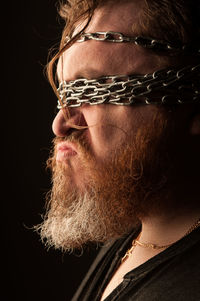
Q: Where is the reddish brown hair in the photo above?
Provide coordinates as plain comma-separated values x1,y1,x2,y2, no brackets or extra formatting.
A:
47,0,200,95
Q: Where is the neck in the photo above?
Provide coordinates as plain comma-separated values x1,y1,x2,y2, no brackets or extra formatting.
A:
139,206,200,246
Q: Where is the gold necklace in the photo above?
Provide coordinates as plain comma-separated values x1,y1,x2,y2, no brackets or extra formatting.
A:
121,218,200,263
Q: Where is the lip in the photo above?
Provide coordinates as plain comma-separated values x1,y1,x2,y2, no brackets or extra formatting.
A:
56,142,77,161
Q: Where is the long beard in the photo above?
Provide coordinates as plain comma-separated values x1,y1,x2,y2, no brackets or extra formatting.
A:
36,113,174,252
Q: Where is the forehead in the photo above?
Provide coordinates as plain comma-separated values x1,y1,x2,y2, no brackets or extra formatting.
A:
75,0,145,36
57,1,164,81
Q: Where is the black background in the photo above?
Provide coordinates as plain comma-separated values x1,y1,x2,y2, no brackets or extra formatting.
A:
3,1,98,300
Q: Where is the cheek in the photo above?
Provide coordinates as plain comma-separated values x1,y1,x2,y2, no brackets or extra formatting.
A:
84,106,135,158
89,125,126,160
85,105,159,160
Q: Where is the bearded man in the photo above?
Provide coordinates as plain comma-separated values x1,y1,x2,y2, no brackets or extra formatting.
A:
36,0,200,300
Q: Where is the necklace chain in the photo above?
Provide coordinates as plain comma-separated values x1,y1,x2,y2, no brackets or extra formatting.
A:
121,218,200,263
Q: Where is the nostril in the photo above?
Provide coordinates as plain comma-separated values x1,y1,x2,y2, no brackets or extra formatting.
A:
65,128,80,137
52,109,88,137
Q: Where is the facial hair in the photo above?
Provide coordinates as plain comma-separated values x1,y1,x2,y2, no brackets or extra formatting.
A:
35,112,174,252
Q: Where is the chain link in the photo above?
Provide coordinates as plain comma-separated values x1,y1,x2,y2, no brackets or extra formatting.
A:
76,31,200,54
58,31,200,108
57,64,200,108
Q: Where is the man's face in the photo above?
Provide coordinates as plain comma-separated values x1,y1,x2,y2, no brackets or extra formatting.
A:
53,0,169,187
37,1,176,251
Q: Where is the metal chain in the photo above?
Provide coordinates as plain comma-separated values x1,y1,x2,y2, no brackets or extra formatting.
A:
76,31,200,55
121,218,200,263
58,31,200,108
57,64,200,108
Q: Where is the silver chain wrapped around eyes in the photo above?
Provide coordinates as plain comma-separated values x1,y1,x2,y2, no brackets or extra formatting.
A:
58,31,200,108
57,64,200,108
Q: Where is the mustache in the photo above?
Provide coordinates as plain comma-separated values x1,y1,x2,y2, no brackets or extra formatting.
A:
52,128,89,149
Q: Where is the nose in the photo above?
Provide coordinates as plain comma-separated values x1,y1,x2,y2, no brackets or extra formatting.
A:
52,108,87,137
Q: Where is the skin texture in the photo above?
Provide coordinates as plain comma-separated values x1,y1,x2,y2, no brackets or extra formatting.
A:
49,1,200,300
53,0,170,181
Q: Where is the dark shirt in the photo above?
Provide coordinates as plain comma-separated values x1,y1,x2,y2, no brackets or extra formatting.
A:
71,227,200,301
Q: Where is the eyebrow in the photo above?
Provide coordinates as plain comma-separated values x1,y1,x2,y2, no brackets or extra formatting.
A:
57,67,120,83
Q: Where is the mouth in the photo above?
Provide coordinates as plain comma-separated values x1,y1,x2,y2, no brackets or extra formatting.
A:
56,142,78,162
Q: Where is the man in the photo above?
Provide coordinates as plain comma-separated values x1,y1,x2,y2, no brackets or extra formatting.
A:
36,0,200,300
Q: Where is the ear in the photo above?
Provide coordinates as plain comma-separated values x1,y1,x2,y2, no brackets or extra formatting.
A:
189,113,200,135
